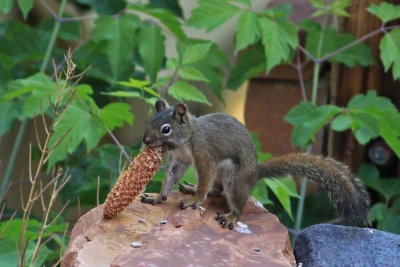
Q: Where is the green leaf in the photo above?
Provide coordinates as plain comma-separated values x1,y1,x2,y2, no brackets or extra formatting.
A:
252,180,273,206
116,78,159,97
331,114,351,132
168,81,211,105
350,112,380,145
379,111,400,158
358,164,400,199
130,4,186,40
235,11,260,53
309,0,324,9
264,177,299,220
149,0,183,17
4,73,65,119
178,66,209,82
0,21,49,66
368,2,400,23
102,91,142,98
229,0,251,7
166,58,179,69
177,40,228,99
0,0,14,14
369,203,400,234
259,15,298,72
379,28,400,80
251,132,272,163
348,90,398,111
48,101,104,167
18,0,33,20
92,14,141,79
286,103,342,148
186,0,241,32
100,103,134,131
0,240,45,267
38,18,81,41
180,42,212,65
227,43,265,90
301,19,374,67
76,0,126,15
285,101,317,126
137,24,166,82
0,101,20,138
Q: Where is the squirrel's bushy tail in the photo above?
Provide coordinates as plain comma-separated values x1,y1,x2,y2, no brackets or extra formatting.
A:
258,153,369,225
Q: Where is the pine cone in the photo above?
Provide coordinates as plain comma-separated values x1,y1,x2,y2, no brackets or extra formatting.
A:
103,146,164,219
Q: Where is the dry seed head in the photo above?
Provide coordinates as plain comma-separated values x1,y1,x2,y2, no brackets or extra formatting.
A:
103,146,164,219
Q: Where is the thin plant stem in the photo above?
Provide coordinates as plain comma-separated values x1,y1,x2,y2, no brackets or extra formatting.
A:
294,13,329,233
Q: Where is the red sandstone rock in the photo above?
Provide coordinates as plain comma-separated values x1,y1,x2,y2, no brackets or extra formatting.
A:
62,192,296,267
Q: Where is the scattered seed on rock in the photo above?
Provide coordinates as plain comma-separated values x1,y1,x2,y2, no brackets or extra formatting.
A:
131,242,142,248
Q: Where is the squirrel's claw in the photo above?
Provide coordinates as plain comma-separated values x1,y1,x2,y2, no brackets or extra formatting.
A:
140,194,162,205
178,183,197,196
215,211,237,230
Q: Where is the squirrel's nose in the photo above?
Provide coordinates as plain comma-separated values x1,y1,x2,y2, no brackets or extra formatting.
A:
143,135,152,145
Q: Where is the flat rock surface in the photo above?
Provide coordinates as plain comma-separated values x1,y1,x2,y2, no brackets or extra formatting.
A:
294,224,400,267
62,192,295,267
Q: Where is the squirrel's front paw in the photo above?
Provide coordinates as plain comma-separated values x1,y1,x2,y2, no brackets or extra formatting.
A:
179,200,199,210
140,194,164,205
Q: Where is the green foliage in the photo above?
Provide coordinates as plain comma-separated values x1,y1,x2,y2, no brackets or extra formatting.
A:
368,2,400,23
0,0,14,14
48,101,103,167
259,6,298,72
251,133,272,163
180,42,212,65
76,0,126,15
379,29,400,80
285,102,342,148
18,0,34,20
286,91,400,157
310,0,351,17
358,164,400,234
100,103,134,131
186,0,241,32
92,13,141,80
227,44,265,90
129,3,185,40
234,11,260,53
301,19,374,66
168,81,211,106
137,25,166,82
0,218,67,266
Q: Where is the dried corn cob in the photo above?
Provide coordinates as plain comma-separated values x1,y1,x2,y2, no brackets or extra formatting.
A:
103,146,164,219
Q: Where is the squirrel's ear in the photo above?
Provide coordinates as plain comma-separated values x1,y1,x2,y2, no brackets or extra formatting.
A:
173,103,188,124
155,99,169,113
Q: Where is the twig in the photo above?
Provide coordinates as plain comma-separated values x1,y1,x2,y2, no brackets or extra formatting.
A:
165,67,179,91
77,196,81,217
97,176,100,207
296,51,307,102
316,27,384,64
33,116,43,152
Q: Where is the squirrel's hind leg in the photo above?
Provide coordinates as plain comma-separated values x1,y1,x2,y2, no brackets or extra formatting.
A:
215,164,254,230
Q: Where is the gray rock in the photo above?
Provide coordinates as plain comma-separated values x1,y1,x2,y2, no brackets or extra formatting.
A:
294,224,400,267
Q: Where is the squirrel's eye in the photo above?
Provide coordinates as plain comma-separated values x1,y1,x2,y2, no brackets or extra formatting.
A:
161,124,171,136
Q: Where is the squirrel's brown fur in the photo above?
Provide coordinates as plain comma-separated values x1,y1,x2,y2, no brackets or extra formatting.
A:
141,99,370,229
259,153,369,225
